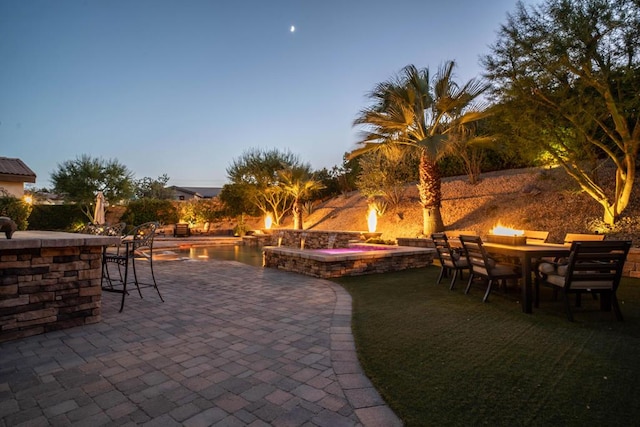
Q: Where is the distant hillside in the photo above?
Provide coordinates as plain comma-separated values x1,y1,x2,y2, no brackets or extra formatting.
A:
285,166,639,245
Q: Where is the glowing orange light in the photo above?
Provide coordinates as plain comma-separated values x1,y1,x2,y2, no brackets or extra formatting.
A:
264,214,273,230
367,208,377,233
490,222,524,236
23,195,33,205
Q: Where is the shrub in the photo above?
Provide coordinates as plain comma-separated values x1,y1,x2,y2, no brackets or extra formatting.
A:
27,204,86,231
121,199,179,226
0,196,33,230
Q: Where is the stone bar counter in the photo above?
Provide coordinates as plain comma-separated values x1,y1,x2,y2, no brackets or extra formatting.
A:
0,231,119,343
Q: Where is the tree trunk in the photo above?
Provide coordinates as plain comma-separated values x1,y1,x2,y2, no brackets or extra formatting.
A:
423,207,444,236
603,208,615,226
293,202,303,230
418,153,445,235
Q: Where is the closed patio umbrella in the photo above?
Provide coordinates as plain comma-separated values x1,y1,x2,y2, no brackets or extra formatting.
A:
94,191,106,225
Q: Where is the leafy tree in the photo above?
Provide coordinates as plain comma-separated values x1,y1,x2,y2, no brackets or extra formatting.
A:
315,154,361,199
51,154,134,222
192,199,226,224
278,167,324,229
219,183,261,217
225,148,309,225
483,0,640,225
134,174,174,199
356,147,417,208
351,61,490,235
446,118,493,184
175,198,226,225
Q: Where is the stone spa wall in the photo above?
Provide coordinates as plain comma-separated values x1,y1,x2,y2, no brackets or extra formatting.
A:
263,245,435,279
244,229,364,249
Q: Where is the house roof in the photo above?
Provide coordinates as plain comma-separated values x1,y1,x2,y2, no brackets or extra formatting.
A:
169,186,222,198
0,157,37,183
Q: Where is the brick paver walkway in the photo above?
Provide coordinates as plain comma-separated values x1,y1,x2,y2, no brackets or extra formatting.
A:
0,260,401,426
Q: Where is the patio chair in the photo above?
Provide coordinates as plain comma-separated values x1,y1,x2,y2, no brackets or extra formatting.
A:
101,221,163,312
82,222,126,237
174,223,190,237
534,240,631,321
537,232,606,279
460,235,521,302
103,222,126,237
431,233,470,290
563,233,605,244
523,230,549,245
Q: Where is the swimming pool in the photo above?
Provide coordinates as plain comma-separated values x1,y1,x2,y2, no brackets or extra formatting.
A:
158,245,264,267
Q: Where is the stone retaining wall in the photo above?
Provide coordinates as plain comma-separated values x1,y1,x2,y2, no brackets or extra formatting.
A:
396,237,435,248
624,248,640,279
244,229,364,249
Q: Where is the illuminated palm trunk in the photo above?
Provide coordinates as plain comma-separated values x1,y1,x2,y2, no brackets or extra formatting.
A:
293,201,303,230
418,153,444,235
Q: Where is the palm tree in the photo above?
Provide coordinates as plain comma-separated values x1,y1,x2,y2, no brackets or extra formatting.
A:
351,61,489,235
279,168,324,230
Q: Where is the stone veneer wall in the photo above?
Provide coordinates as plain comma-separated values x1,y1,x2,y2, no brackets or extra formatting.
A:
625,248,640,279
396,238,435,248
263,247,434,279
0,245,104,343
244,229,364,249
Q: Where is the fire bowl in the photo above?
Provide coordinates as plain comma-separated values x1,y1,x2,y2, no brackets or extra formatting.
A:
486,234,527,246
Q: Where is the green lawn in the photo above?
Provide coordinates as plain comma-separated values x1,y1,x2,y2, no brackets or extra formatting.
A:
334,267,640,427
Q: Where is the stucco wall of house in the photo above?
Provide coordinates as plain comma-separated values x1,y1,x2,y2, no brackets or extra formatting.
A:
0,182,24,198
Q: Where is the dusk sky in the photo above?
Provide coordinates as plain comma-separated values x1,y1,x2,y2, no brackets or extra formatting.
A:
1,0,538,188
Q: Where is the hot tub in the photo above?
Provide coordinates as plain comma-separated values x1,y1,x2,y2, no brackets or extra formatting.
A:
263,244,435,278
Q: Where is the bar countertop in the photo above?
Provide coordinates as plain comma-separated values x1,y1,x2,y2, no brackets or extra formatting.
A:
0,230,119,250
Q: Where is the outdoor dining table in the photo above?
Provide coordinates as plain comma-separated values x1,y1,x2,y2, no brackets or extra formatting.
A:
482,242,570,314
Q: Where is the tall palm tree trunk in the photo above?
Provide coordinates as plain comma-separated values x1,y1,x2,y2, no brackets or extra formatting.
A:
293,201,303,230
418,153,444,235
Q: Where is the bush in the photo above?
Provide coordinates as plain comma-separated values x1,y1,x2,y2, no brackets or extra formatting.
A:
0,196,33,230
121,199,179,226
27,205,86,231
438,149,534,179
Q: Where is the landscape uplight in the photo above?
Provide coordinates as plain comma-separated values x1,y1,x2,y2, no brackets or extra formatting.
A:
367,208,377,233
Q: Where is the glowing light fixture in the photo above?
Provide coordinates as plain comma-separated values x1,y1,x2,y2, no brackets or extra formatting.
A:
23,195,33,205
367,208,377,233
264,213,273,230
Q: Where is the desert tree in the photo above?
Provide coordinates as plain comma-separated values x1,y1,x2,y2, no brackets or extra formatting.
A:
134,174,174,200
51,154,134,222
278,167,324,229
355,147,418,209
483,0,640,225
225,148,309,225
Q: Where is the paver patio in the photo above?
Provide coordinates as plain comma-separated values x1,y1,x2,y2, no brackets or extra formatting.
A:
0,259,401,426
